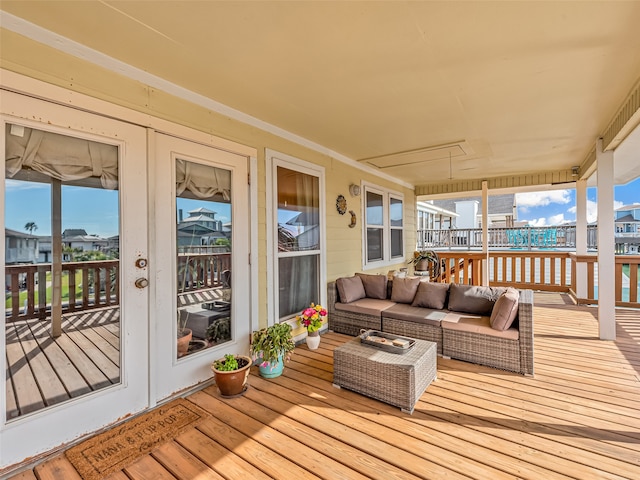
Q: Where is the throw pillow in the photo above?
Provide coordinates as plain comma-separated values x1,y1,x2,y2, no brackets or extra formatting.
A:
390,277,421,304
336,276,366,303
356,273,388,300
448,284,507,315
411,281,450,310
490,288,520,330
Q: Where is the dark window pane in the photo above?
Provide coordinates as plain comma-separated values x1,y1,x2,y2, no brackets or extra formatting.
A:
367,228,383,261
278,254,319,319
391,229,403,258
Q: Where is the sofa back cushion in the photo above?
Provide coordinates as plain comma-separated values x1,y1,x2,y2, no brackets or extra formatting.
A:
356,273,388,300
490,287,520,330
336,275,366,303
390,277,421,304
448,284,507,315
411,281,449,309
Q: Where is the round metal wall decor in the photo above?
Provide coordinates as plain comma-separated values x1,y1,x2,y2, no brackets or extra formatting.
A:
336,194,347,215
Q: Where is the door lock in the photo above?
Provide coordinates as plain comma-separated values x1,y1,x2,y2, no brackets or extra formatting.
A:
134,278,149,289
135,258,148,269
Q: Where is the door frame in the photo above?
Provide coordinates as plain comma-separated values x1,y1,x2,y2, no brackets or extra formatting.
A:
0,70,258,470
1,91,150,468
151,133,252,402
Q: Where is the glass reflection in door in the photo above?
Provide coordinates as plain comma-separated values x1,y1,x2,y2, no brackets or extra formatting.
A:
4,123,120,419
175,159,232,359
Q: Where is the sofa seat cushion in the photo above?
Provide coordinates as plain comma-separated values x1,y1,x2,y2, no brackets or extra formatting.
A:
448,284,507,315
383,303,448,327
335,298,396,317
441,313,519,340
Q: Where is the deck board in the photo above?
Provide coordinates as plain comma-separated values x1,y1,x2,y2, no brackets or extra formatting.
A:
5,292,640,479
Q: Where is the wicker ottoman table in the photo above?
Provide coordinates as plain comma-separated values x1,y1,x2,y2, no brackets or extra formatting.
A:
333,337,437,414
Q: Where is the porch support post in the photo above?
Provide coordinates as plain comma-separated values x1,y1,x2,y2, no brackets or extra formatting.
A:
481,181,489,286
51,178,62,338
596,139,616,340
575,179,588,299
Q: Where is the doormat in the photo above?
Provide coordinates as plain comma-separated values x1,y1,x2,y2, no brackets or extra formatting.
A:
65,398,209,480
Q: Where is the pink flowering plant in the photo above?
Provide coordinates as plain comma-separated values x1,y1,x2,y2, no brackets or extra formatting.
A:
296,303,327,333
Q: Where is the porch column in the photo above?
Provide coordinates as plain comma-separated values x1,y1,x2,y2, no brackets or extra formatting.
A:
596,139,616,340
481,181,489,286
51,178,62,338
575,179,588,299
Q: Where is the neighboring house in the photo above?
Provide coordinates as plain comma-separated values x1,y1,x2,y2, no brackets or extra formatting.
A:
614,204,640,254
177,208,227,248
4,228,39,265
61,229,110,260
423,194,517,229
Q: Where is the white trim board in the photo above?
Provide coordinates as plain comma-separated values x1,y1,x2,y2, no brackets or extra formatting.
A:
1,11,413,190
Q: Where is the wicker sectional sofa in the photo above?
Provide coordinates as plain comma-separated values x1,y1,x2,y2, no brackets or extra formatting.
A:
327,275,534,375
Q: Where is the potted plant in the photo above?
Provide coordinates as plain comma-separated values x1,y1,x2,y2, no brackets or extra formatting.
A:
296,302,327,350
408,249,440,276
211,353,252,397
250,323,295,378
177,310,192,357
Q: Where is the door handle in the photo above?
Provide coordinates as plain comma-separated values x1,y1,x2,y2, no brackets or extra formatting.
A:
135,278,149,289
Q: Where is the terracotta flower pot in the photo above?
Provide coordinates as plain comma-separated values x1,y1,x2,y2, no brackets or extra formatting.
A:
177,328,192,357
211,355,252,397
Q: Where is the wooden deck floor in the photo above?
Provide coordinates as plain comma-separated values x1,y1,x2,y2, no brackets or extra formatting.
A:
7,292,640,479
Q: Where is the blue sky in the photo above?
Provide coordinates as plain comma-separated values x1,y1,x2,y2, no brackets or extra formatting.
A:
4,179,231,237
516,177,640,226
5,176,640,237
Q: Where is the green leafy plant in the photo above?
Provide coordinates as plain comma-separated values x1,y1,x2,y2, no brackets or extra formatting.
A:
408,249,440,276
250,322,295,366
206,317,231,343
213,353,239,371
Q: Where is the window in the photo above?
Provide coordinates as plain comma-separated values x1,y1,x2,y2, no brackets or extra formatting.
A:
267,150,325,325
363,184,404,268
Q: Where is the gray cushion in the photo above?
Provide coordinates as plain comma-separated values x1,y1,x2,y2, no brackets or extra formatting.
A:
411,281,449,309
336,276,366,303
390,277,421,304
490,287,520,330
448,284,507,316
356,273,388,300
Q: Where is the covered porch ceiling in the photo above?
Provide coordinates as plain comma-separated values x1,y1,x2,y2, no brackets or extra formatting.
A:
2,1,640,195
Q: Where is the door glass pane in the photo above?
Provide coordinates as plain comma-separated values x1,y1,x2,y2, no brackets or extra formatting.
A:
4,124,120,419
175,159,232,359
278,255,319,319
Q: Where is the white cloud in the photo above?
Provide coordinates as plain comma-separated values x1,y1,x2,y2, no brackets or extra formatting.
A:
548,213,566,225
567,199,624,223
528,217,547,227
516,190,571,209
5,179,47,191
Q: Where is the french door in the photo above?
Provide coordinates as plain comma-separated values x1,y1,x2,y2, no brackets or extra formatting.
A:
153,134,250,401
1,92,149,468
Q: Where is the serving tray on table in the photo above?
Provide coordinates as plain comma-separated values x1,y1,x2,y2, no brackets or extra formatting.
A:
359,329,416,354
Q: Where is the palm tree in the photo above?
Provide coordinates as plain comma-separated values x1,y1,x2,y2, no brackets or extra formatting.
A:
24,221,38,234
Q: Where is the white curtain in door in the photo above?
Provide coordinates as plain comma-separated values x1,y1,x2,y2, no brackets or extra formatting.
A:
175,158,231,201
5,124,118,188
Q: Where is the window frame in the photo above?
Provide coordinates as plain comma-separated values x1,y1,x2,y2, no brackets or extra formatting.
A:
361,182,404,270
